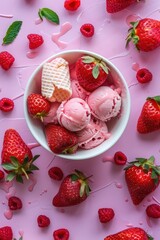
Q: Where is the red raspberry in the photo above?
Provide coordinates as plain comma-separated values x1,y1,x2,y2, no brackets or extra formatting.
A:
0,51,15,70
53,228,69,240
146,204,160,218
0,226,13,240
0,98,14,112
48,167,64,181
27,34,44,49
98,208,115,223
136,68,153,84
37,215,50,228
80,23,95,37
114,151,127,165
8,196,23,210
0,170,5,180
64,0,80,11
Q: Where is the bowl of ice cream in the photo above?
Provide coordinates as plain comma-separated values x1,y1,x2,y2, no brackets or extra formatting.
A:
24,49,131,160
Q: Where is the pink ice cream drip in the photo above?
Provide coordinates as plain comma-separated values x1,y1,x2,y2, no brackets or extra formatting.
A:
57,97,91,132
76,117,110,149
87,86,121,122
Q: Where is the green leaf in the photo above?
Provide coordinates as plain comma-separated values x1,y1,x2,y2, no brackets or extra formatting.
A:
6,172,16,182
99,61,109,74
16,175,23,183
3,21,22,45
82,56,95,63
39,8,59,24
71,173,79,181
29,164,39,171
32,154,40,162
1,163,17,171
10,156,20,167
80,182,85,197
92,65,99,79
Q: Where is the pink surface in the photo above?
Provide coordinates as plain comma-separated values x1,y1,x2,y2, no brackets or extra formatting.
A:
0,0,160,239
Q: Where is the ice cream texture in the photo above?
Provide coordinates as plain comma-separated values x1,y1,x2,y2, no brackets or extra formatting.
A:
76,117,110,149
87,86,121,122
41,57,72,102
57,97,91,132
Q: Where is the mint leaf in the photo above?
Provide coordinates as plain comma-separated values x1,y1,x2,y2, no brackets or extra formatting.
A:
3,21,22,45
38,8,59,24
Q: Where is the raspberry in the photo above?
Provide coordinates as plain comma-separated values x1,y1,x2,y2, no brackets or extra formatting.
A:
64,0,80,11
48,167,64,181
8,196,23,210
146,204,160,218
98,208,115,223
0,98,14,112
0,226,13,240
0,170,5,180
0,51,15,70
27,34,44,49
136,68,153,84
37,215,50,228
80,23,95,37
114,151,127,165
53,228,69,240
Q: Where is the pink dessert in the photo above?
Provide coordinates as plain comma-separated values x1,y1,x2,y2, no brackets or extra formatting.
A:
71,79,89,100
77,117,110,149
87,86,122,122
57,97,91,131
0,0,160,240
43,102,60,125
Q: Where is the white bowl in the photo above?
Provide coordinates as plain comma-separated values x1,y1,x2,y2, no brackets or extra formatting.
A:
24,50,131,160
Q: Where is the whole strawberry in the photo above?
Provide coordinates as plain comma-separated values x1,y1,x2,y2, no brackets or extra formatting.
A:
106,0,140,13
0,226,13,240
137,96,160,134
52,169,91,207
126,18,160,52
104,227,153,240
44,124,78,154
75,55,109,92
27,93,51,121
125,156,160,205
1,129,39,183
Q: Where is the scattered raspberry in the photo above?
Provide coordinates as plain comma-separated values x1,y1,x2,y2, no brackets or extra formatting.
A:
0,98,14,112
48,167,64,181
37,215,50,228
53,228,69,240
8,196,23,210
114,151,127,165
80,23,95,37
0,51,15,70
146,204,160,218
27,34,44,49
98,208,115,223
0,170,5,180
0,226,13,240
64,0,80,11
136,68,153,84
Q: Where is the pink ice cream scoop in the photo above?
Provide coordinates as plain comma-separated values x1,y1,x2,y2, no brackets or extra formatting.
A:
87,86,121,122
57,97,91,132
71,79,89,100
76,117,110,149
43,102,60,125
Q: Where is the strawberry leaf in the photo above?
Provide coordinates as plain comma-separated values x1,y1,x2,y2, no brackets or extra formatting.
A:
80,182,86,197
82,56,95,63
16,175,23,183
2,163,17,171
32,154,40,162
10,156,20,167
6,172,16,182
3,21,22,45
38,8,59,24
99,61,109,74
92,65,99,79
29,164,39,171
71,173,79,181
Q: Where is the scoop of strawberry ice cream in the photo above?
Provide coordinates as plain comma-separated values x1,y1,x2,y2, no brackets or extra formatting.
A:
71,79,89,100
76,117,110,149
87,86,121,122
57,97,91,132
43,102,60,125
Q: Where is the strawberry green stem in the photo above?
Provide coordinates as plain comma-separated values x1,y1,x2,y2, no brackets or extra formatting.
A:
21,168,29,180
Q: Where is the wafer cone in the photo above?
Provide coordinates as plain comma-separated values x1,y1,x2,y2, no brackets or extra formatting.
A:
41,57,72,102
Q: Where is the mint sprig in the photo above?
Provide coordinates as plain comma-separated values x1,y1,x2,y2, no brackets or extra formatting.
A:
3,20,22,45
38,8,59,24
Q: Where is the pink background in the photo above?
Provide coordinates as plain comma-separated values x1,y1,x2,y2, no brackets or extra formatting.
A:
0,0,160,239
